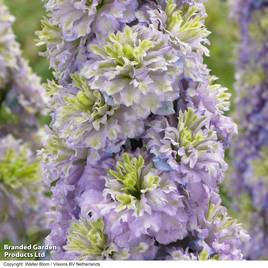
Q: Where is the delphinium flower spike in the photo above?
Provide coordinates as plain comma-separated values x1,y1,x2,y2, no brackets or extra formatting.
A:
229,0,268,260
38,0,248,260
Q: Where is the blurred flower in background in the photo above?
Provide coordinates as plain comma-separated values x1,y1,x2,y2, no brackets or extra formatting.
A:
228,0,268,260
0,0,49,260
3,0,51,81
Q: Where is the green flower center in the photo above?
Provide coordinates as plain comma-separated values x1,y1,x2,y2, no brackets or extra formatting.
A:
64,74,117,121
165,0,208,43
167,109,217,165
65,219,108,259
177,108,207,151
108,154,159,202
0,147,40,190
179,127,206,149
108,154,144,200
91,26,153,68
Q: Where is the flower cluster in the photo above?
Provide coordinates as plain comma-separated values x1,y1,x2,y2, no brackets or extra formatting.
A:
0,135,46,241
0,1,45,140
39,0,248,260
229,0,268,260
0,1,47,245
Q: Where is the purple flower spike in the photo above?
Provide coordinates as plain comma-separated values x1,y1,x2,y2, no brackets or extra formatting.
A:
39,0,248,260
229,0,268,260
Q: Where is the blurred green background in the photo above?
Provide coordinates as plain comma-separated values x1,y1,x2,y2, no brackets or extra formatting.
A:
3,0,237,95
3,0,52,81
205,0,237,91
